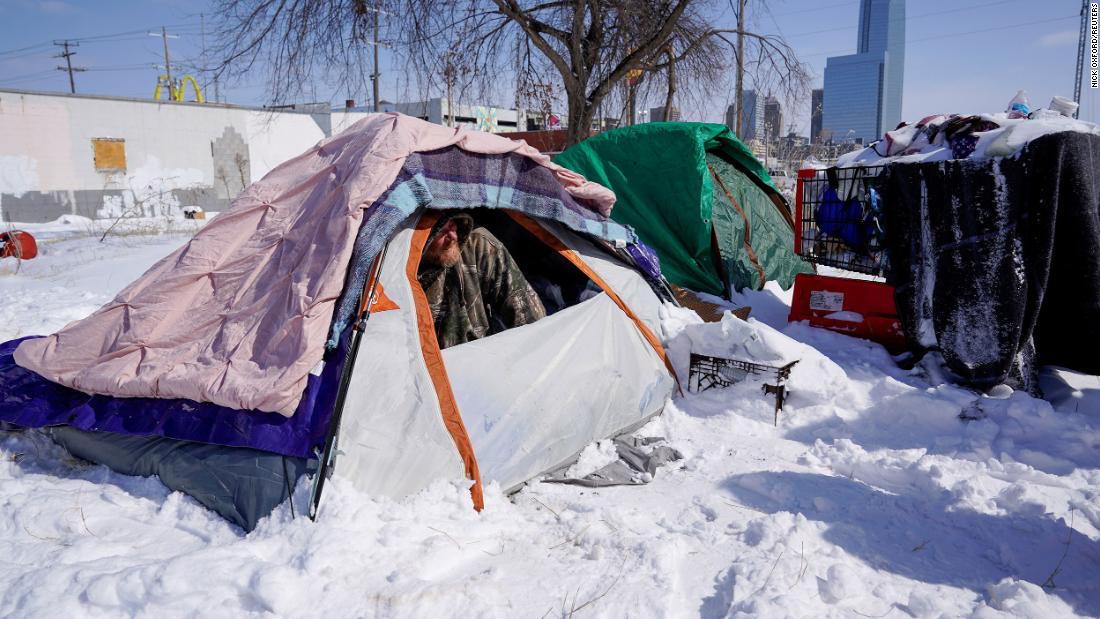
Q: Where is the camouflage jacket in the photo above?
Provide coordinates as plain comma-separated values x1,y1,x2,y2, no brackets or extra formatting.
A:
417,227,547,349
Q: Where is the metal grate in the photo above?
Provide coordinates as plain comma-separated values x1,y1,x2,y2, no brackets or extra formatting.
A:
687,353,799,425
794,166,889,276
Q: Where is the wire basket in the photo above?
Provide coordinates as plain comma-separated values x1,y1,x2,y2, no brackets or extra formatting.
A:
687,353,799,425
794,166,889,276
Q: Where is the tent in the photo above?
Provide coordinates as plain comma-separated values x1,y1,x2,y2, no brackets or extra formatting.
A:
0,114,677,530
555,122,811,298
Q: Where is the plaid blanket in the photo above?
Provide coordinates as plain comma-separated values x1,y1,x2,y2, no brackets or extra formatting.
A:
330,147,638,345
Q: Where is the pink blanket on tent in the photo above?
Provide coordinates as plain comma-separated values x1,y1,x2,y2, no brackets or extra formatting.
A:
14,113,615,415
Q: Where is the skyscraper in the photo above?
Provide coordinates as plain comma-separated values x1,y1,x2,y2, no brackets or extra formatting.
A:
764,96,783,141
810,88,823,143
726,89,764,141
822,0,905,144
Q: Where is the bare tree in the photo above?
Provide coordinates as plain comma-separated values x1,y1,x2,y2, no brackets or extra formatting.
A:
209,0,810,147
725,0,811,139
389,0,735,145
207,0,378,104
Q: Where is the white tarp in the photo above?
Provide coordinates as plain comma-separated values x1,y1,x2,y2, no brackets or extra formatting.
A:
336,214,674,502
337,224,466,499
446,292,672,492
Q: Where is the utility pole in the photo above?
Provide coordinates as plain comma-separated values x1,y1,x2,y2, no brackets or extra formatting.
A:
149,27,180,96
734,0,746,136
355,3,390,112
627,82,636,125
445,55,455,127
764,121,771,168
201,13,209,103
1073,0,1088,117
161,27,173,89
53,40,85,94
373,9,380,112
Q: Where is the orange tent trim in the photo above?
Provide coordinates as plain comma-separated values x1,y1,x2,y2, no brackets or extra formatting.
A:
406,211,485,511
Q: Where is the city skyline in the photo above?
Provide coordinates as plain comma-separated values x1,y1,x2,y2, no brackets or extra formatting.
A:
727,89,765,141
0,1,1094,137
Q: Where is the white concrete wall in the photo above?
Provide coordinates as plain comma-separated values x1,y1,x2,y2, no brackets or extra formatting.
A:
392,98,526,133
330,110,382,136
0,90,326,222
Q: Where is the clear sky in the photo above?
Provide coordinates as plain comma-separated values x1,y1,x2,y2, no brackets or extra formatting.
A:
0,0,1094,137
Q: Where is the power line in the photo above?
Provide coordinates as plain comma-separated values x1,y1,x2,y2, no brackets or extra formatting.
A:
784,0,1022,40
799,14,1078,59
0,42,53,58
905,13,1077,45
769,1,860,19
0,22,200,57
82,64,157,72
69,22,200,43
0,69,58,84
0,47,56,61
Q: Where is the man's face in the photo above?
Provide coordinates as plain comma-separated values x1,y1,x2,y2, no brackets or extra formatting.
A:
423,219,462,268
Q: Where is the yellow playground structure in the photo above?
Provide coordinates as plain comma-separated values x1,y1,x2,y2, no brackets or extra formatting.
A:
153,75,204,103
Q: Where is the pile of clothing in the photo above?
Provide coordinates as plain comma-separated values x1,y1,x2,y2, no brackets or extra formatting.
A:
874,114,1001,160
840,108,1100,167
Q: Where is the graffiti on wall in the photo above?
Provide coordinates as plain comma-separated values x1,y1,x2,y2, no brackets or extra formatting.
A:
475,106,499,133
97,155,207,219
211,126,251,200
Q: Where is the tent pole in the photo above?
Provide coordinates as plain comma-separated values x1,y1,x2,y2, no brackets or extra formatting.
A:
308,245,389,521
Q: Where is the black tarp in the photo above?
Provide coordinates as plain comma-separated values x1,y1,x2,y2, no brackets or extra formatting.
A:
879,131,1100,390
51,427,308,532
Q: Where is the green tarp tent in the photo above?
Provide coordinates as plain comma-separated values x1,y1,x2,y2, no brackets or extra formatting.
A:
556,122,811,297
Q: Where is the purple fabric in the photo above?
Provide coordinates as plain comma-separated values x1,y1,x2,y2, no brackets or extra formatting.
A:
0,333,350,459
627,241,664,282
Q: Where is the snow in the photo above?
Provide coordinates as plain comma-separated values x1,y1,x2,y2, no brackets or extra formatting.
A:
2,221,1100,617
837,110,1100,167
0,216,209,342
562,439,621,479
823,310,864,323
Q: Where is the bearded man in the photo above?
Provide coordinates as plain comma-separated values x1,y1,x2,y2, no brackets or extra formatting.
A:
417,211,547,349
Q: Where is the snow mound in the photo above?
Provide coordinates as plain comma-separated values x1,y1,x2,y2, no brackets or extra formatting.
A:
2,237,1100,617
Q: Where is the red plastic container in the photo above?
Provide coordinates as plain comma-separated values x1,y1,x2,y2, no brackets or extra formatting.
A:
788,273,907,353
0,230,38,260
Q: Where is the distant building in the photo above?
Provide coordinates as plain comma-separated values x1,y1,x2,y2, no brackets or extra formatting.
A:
822,0,905,144
810,88,824,143
781,132,808,149
590,117,619,132
649,106,681,122
764,96,783,141
726,90,764,141
389,98,525,133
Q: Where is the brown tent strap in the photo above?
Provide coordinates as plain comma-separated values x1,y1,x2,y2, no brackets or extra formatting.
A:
708,164,767,289
769,192,796,232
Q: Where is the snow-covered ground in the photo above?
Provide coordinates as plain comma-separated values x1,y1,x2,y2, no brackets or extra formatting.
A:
2,219,1099,618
